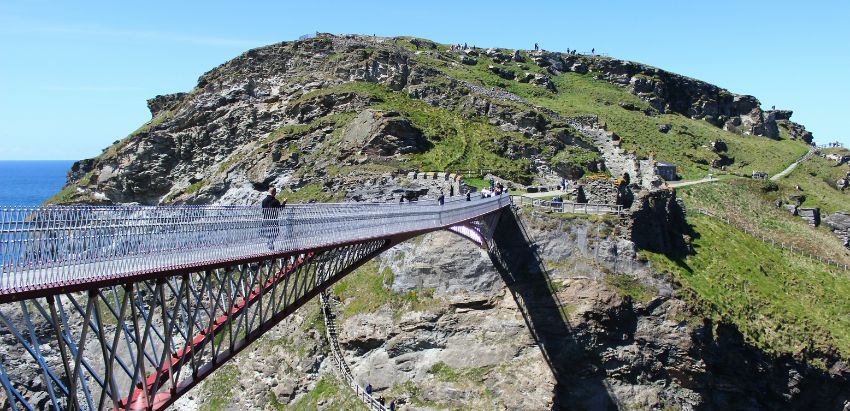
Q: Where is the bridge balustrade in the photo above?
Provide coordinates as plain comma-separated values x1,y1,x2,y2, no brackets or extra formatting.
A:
0,196,510,297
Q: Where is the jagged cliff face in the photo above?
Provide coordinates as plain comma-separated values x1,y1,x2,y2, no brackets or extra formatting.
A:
57,34,811,206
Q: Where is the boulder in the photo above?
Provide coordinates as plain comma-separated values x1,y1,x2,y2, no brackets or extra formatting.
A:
460,55,477,65
619,102,641,111
340,109,431,157
798,207,820,227
488,65,515,80
146,92,187,117
783,204,798,216
511,50,525,62
658,124,672,133
824,212,850,248
517,72,534,83
708,139,728,153
530,74,556,91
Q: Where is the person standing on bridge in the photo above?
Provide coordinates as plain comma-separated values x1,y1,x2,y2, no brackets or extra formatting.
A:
261,187,286,250
438,191,445,205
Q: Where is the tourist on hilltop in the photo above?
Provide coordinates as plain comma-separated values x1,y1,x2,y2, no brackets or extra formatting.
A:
591,48,595,54
534,42,539,51
261,187,286,251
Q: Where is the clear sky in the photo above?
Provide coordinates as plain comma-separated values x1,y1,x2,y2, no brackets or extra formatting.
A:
1,0,848,160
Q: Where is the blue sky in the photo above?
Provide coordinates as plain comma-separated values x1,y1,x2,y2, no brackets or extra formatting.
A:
1,0,848,160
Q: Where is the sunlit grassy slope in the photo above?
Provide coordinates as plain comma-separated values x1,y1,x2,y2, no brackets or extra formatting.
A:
645,214,850,363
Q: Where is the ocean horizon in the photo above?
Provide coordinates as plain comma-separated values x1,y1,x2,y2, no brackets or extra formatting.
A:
0,160,75,206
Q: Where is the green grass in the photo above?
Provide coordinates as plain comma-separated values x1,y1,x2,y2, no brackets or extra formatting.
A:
283,375,366,411
281,181,346,203
332,260,437,319
678,179,850,266
420,51,812,181
464,177,490,189
645,214,850,362
296,81,536,183
198,364,239,411
604,273,653,303
773,148,850,214
429,361,494,384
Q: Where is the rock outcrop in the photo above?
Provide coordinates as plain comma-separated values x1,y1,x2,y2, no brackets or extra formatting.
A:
824,212,850,248
527,50,813,143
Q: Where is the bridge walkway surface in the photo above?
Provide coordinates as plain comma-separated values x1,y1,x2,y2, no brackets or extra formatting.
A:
0,195,509,410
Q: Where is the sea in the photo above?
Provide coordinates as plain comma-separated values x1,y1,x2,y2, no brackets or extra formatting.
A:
0,160,76,206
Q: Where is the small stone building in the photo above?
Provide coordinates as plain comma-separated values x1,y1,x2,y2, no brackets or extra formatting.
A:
752,171,768,180
655,162,677,181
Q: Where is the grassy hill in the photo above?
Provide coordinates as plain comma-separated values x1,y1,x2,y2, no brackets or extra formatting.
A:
645,213,850,365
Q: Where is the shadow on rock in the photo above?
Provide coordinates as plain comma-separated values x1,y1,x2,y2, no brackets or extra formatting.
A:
489,210,620,410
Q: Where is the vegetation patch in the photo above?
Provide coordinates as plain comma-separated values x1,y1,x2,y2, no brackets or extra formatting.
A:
282,374,365,411
678,179,850,266
333,261,438,319
296,81,534,183
604,273,653,303
645,214,850,362
197,364,238,411
773,149,850,214
429,361,494,383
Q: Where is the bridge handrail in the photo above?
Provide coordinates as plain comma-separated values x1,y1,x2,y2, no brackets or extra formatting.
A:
0,195,512,296
320,291,387,410
509,195,623,215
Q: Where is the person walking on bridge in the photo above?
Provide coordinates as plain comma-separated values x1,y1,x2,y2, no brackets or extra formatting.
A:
261,187,286,250
438,191,445,205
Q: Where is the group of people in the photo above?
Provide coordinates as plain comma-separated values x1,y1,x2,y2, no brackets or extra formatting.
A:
479,181,506,198
365,383,396,410
449,43,469,51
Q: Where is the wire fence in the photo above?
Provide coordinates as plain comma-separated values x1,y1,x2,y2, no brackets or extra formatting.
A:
689,208,849,273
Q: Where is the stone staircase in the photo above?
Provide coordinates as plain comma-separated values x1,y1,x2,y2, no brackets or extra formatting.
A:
461,81,654,188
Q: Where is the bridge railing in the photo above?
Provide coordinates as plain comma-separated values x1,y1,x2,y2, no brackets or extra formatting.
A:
510,195,623,215
0,195,511,296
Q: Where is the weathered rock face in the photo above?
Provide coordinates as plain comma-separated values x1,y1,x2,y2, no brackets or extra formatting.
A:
327,211,849,410
798,207,821,227
527,50,813,142
824,212,850,248
340,110,430,157
146,92,188,117
628,189,690,255
56,35,619,205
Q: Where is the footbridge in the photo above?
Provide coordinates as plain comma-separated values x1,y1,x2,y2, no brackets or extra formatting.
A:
0,195,510,410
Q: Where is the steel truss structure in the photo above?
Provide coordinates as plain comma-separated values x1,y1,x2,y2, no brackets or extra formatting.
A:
0,197,508,410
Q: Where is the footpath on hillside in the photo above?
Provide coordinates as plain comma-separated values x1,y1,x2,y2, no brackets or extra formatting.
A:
771,147,816,181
